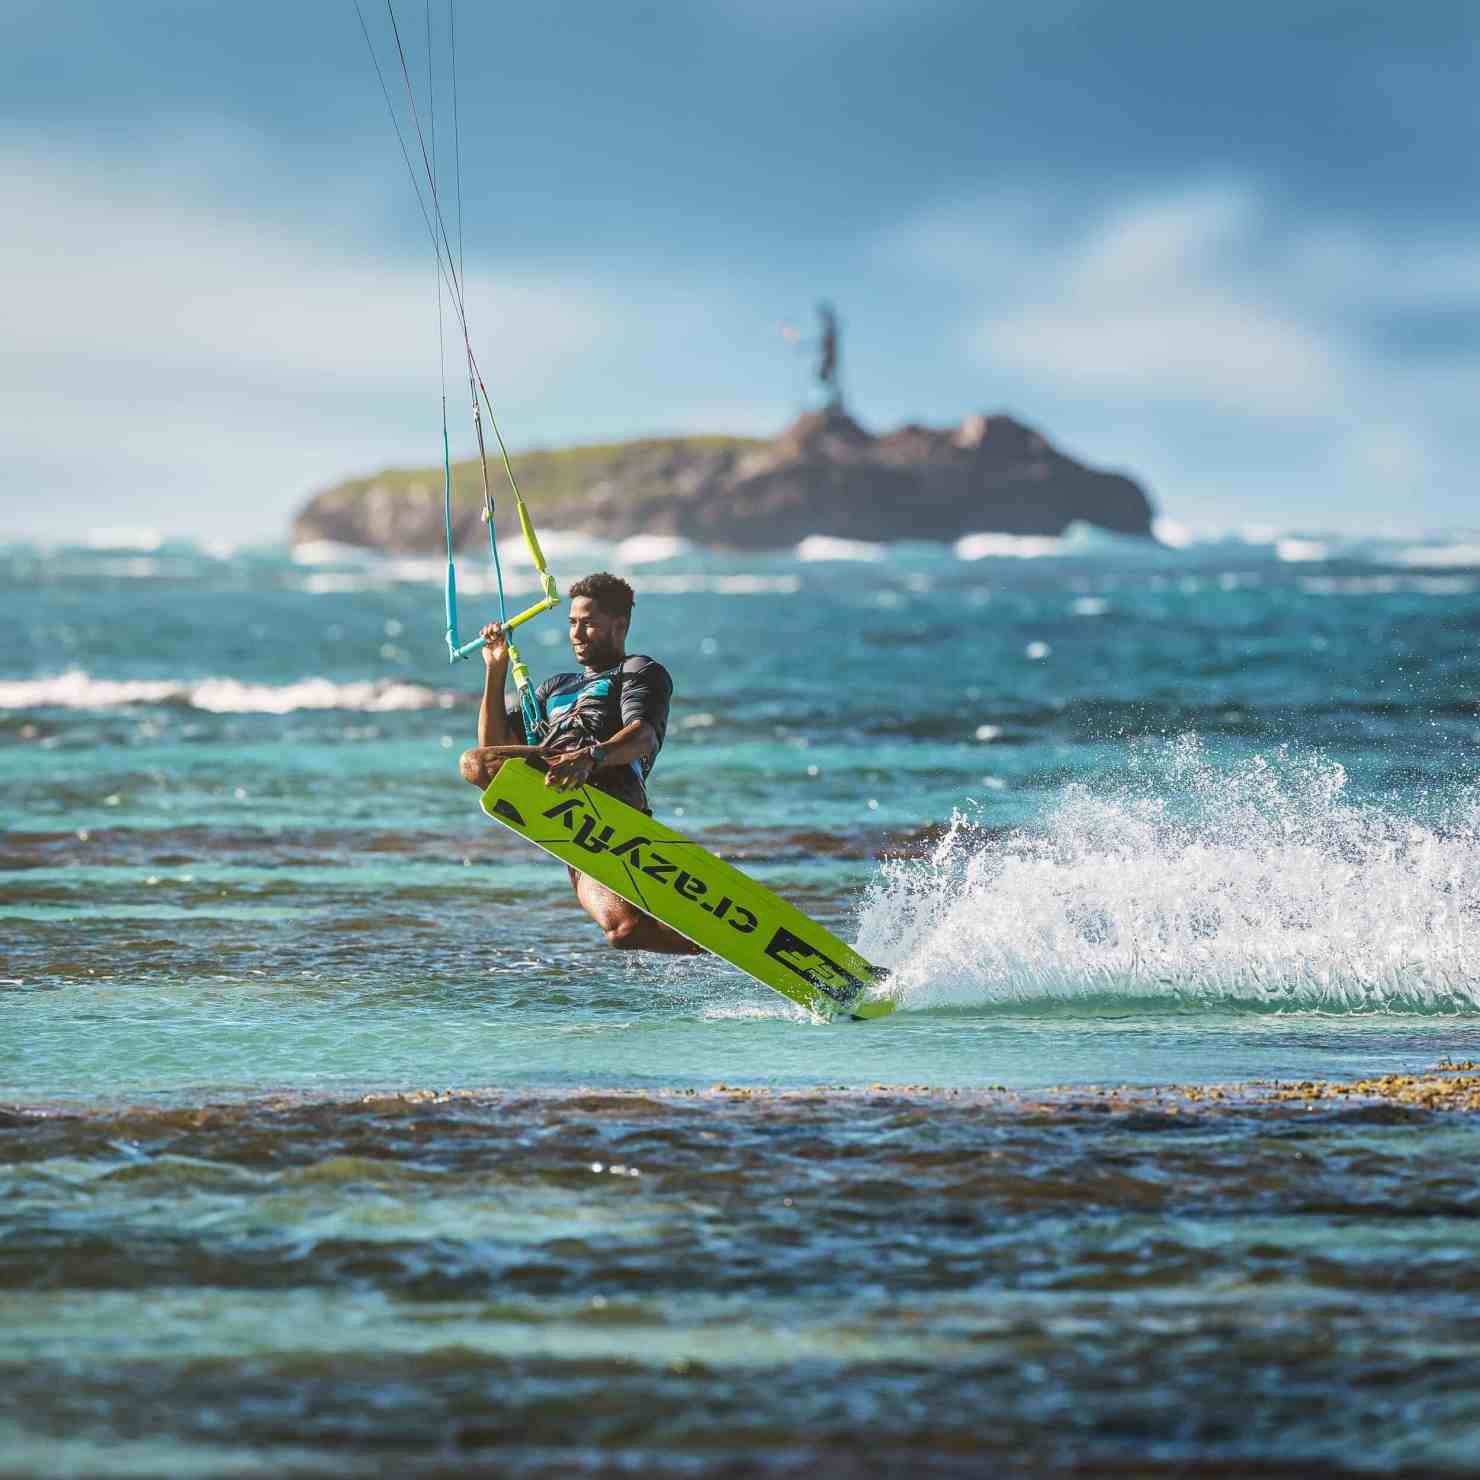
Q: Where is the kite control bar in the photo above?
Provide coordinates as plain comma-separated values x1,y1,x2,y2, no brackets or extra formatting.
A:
448,569,560,661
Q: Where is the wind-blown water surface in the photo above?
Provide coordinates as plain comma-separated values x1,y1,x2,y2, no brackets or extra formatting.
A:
5,528,1480,1475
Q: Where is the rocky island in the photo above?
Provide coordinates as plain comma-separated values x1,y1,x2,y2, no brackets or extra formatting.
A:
292,407,1156,553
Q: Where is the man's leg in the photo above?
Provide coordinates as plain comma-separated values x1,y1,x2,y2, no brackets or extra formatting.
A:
568,866,702,955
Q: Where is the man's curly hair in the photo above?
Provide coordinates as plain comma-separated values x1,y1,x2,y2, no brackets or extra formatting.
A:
569,572,635,622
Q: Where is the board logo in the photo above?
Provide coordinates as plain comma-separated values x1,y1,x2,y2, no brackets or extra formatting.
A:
538,796,759,935
762,926,868,1006
490,798,526,828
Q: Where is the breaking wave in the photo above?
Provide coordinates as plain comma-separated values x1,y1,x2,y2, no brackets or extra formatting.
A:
0,670,457,714
858,735,1480,1013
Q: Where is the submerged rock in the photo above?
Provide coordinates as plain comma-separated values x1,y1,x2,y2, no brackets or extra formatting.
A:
293,407,1156,553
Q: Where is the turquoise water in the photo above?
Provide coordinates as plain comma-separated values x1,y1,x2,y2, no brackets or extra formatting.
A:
5,529,1480,1474
8,531,1480,1095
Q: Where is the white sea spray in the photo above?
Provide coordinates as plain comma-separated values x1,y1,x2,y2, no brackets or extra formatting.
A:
857,734,1480,1011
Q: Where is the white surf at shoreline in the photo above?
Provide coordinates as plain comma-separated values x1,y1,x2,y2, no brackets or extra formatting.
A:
10,526,1480,578
0,670,459,714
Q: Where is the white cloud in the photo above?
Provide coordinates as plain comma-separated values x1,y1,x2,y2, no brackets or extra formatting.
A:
0,136,720,540
884,181,1480,526
2,137,614,391
8,132,1476,543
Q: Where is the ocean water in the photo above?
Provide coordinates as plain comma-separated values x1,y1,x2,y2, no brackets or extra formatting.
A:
5,526,1480,1475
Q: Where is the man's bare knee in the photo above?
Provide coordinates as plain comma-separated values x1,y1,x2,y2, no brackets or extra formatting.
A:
460,749,492,786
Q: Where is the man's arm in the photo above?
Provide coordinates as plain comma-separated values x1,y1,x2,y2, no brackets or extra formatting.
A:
458,623,517,787
476,623,514,748
543,718,657,790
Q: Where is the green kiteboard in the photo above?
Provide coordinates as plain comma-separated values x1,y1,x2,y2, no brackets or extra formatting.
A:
480,760,894,1022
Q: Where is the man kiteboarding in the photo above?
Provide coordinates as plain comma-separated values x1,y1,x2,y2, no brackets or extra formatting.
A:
459,572,700,955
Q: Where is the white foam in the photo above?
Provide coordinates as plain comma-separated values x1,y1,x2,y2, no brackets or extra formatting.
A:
89,557,164,579
1300,575,1398,596
614,534,692,565
857,735,1480,1011
955,532,1064,560
533,528,611,559
290,540,377,566
1407,575,1479,595
292,534,610,578
636,574,802,596
1275,538,1330,563
1151,517,1195,549
0,670,456,714
1299,572,1476,597
297,572,379,594
796,535,887,562
712,574,802,595
1392,542,1480,569
487,528,609,568
83,527,163,552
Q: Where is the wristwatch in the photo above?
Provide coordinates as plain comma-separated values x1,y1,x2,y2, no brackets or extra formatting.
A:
588,744,608,767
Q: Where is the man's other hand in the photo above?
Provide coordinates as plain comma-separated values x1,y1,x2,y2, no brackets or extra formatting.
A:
544,748,596,791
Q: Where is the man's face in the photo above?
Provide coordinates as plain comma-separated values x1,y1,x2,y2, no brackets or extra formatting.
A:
569,596,627,670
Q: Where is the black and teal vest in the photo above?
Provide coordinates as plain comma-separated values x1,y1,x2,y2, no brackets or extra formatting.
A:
511,654,673,811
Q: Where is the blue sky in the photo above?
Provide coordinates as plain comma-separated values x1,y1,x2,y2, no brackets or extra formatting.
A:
4,0,1478,541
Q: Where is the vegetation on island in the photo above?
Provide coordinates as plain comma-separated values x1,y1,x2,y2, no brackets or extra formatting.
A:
299,435,766,553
